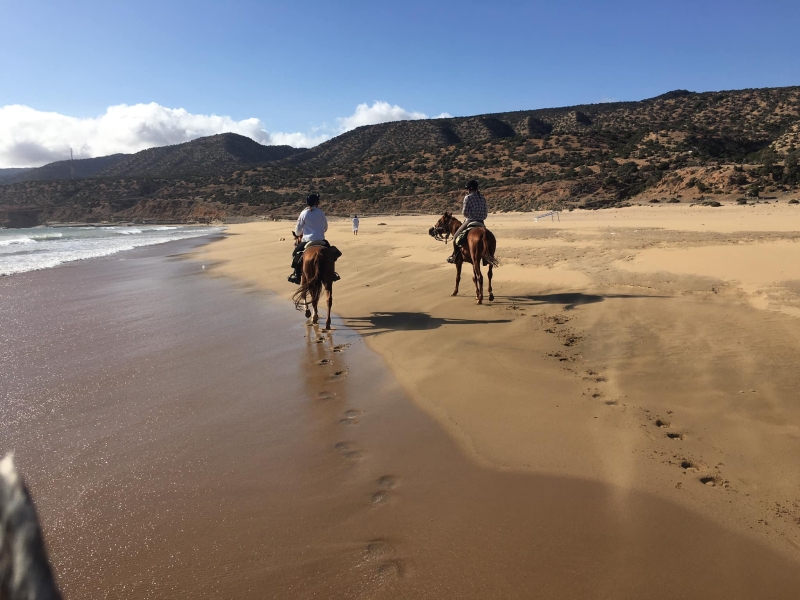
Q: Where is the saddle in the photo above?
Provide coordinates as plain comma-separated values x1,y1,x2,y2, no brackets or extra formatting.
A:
302,240,342,259
454,221,485,247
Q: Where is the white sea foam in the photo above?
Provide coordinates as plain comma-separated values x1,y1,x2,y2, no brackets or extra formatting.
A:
0,237,36,246
0,226,224,276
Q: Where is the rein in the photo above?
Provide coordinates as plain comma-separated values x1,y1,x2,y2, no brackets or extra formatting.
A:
429,215,461,243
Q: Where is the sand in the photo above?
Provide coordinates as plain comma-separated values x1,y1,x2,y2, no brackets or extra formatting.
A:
5,205,800,598
197,203,800,563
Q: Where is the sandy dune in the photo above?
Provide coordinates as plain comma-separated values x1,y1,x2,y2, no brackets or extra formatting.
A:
197,203,800,560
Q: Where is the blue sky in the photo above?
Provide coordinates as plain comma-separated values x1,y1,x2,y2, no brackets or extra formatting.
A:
1,0,799,167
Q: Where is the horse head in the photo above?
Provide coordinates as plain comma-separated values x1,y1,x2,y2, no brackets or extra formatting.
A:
428,212,457,242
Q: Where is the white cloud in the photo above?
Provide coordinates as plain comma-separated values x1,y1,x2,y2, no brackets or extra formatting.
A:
336,101,429,132
0,100,451,168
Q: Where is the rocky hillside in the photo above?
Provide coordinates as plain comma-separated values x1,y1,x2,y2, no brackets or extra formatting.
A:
2,86,799,225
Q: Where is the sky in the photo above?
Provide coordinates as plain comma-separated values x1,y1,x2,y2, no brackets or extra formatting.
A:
1,0,799,168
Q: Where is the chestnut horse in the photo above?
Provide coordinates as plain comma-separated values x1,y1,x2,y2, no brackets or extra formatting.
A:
429,213,498,304
291,233,336,330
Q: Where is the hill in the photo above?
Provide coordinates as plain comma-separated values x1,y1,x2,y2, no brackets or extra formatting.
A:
1,86,799,225
0,168,31,184
96,133,304,178
4,154,131,184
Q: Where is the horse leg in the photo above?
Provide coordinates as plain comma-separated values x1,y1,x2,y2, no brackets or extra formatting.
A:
473,261,483,304
301,271,311,319
311,290,319,324
488,263,494,302
452,259,462,296
325,281,333,330
471,242,484,304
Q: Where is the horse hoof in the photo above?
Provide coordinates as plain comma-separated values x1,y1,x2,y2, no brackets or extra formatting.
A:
451,292,458,297
489,294,494,301
305,310,311,318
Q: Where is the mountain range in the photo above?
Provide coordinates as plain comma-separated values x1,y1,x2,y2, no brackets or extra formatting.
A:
2,85,799,226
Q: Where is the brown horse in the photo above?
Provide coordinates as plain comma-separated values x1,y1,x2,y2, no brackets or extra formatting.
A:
429,213,498,304
291,233,336,330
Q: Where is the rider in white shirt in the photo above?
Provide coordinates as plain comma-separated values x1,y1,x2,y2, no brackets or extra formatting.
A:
289,194,339,283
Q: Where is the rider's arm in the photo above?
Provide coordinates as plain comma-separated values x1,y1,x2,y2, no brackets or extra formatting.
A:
322,212,328,233
294,211,305,237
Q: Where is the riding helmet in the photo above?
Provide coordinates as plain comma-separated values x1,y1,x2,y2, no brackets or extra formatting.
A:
306,193,320,206
465,180,479,192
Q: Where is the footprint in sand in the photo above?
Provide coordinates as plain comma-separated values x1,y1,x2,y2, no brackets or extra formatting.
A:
331,344,350,353
371,490,390,505
335,441,364,461
377,475,398,489
666,432,685,440
317,358,332,366
364,539,396,561
340,409,363,425
655,418,671,428
376,559,406,580
329,369,348,382
363,540,407,581
317,391,337,401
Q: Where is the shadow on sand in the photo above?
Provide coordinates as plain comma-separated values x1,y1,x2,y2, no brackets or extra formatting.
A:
495,292,664,311
345,311,512,335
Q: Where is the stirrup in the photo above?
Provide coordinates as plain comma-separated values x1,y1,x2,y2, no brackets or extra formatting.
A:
288,272,301,284
446,255,456,264
333,272,341,281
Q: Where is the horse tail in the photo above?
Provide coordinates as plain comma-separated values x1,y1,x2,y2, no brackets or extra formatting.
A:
482,233,499,267
292,250,324,310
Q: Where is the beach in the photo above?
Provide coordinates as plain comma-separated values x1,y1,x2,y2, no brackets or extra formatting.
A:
3,204,800,598
196,204,800,561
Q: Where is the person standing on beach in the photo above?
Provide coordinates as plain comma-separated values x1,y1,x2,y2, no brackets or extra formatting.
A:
289,194,339,284
447,179,488,263
352,215,359,236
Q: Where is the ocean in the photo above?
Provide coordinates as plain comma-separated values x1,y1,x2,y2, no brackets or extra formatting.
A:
0,224,224,276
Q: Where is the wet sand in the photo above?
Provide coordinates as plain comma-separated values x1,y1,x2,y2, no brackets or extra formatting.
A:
3,223,800,598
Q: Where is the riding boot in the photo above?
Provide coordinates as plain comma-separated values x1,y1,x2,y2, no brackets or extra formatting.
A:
288,267,301,284
447,244,458,264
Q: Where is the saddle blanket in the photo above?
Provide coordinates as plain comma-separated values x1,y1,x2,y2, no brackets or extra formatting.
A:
455,221,486,247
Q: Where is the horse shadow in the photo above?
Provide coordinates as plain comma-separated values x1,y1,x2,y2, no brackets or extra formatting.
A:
345,311,512,335
495,292,663,311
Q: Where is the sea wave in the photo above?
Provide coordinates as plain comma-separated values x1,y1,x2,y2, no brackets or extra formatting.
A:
0,227,224,276
0,237,37,247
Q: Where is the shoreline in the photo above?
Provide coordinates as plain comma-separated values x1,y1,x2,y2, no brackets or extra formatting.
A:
196,204,800,562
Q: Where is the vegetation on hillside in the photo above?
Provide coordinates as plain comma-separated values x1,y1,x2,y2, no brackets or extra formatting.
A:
1,87,799,224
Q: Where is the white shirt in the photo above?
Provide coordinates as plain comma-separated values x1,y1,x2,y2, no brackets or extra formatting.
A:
295,207,328,242
352,217,359,229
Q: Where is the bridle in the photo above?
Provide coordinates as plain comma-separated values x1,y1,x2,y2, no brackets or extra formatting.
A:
428,215,455,243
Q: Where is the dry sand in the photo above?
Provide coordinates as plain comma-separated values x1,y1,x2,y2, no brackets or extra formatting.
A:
198,202,800,563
